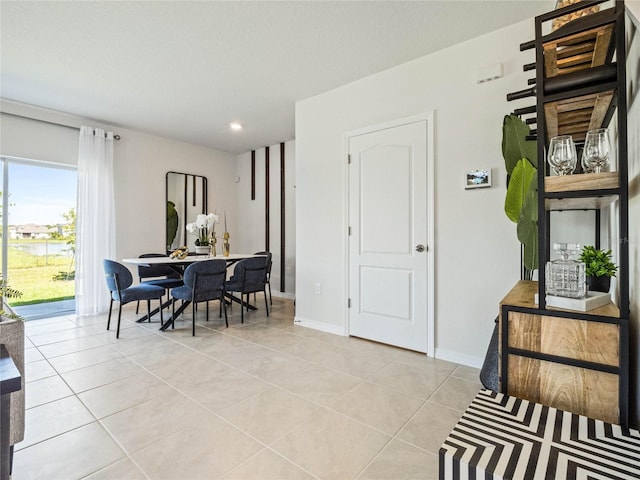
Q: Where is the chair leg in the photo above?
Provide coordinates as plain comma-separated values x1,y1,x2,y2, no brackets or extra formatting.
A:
116,303,123,339
268,281,272,305
135,300,140,314
146,301,153,328
192,302,196,336
159,298,164,324
172,298,176,329
107,298,114,330
264,287,269,317
241,295,245,323
9,444,14,476
222,298,228,327
206,301,209,322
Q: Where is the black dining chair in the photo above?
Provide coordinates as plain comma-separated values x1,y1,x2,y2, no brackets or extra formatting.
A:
225,256,269,323
170,259,228,335
135,253,184,313
103,259,165,339
253,251,273,305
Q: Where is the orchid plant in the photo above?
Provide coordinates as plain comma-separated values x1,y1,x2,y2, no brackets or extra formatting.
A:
186,213,219,246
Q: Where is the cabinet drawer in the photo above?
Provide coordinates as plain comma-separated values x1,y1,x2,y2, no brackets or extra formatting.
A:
507,356,619,423
507,311,619,366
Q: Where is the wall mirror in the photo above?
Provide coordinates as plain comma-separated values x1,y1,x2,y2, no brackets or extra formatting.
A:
166,171,208,252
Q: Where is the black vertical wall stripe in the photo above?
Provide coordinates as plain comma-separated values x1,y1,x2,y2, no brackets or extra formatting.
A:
280,142,285,292
251,150,256,201
265,146,270,251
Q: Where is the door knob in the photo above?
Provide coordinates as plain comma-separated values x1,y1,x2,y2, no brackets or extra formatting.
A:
416,244,426,252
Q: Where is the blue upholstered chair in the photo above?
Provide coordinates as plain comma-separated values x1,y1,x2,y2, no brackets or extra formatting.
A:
253,251,273,305
135,253,184,313
225,256,269,323
103,259,165,338
171,259,228,335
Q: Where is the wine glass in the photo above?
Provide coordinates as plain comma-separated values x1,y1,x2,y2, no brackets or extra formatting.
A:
547,135,577,175
580,148,593,174
583,128,611,173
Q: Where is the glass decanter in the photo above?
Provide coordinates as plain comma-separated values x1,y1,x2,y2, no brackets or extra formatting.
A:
545,243,586,298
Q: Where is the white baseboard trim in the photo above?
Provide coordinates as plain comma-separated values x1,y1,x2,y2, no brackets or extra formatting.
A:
271,291,296,301
293,316,347,336
435,348,484,369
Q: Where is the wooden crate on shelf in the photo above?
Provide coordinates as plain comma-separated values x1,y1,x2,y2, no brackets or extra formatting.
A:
544,24,613,77
544,89,614,141
552,0,601,31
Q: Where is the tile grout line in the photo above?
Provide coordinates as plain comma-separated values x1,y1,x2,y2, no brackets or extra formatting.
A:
19,300,475,479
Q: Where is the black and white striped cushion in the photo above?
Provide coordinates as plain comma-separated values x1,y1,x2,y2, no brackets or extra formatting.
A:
439,389,640,479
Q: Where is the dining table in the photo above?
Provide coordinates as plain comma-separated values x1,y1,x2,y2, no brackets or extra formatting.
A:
122,253,266,331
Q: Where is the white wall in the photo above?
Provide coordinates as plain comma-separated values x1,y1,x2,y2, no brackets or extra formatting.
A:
235,142,296,297
295,19,545,365
625,7,640,428
0,99,238,270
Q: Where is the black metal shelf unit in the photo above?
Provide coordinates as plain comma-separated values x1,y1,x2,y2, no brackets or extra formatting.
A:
534,0,629,318
504,0,630,427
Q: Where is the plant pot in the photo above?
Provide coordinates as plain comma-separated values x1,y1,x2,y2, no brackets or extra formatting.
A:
0,317,25,447
587,275,611,293
195,245,210,255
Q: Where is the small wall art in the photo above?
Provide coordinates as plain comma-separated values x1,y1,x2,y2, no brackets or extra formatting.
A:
465,169,492,189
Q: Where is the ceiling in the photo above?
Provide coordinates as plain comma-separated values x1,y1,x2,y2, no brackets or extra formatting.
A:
1,1,554,154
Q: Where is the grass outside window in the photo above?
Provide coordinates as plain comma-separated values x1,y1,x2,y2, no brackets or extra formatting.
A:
0,239,75,306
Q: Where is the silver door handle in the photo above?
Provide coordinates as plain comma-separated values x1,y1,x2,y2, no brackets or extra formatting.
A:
416,244,426,252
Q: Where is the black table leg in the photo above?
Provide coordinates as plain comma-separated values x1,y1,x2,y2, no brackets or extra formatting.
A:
135,297,172,323
159,300,191,331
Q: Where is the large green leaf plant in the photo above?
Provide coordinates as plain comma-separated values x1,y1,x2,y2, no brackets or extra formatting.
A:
502,114,538,277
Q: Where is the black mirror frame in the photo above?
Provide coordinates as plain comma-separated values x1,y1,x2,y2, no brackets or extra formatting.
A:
166,171,208,252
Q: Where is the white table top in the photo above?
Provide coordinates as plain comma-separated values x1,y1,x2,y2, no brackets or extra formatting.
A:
122,253,264,265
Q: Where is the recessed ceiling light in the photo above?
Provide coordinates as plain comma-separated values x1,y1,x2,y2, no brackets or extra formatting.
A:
230,122,243,131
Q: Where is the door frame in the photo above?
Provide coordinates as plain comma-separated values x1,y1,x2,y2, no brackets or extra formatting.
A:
344,112,435,357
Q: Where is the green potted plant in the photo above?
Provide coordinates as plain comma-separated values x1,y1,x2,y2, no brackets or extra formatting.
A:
579,245,618,292
501,114,538,279
0,278,23,321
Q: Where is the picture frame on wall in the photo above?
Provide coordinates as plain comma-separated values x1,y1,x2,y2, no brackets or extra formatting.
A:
465,169,491,189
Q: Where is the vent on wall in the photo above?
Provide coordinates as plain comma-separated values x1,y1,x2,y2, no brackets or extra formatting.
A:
476,63,504,84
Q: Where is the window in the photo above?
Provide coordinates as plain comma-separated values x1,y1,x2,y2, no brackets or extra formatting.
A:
0,157,77,319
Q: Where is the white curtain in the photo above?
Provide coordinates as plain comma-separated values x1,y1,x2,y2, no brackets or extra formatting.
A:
76,126,116,315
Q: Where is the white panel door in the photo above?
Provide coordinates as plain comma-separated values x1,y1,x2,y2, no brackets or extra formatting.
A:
348,120,429,352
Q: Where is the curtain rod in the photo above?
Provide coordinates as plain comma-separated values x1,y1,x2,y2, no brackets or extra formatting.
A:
1,111,121,140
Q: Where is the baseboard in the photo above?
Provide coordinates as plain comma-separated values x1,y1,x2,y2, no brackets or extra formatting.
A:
271,291,296,301
436,348,484,369
293,316,347,336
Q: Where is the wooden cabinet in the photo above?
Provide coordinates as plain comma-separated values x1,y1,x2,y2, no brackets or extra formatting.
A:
500,281,625,424
501,1,630,427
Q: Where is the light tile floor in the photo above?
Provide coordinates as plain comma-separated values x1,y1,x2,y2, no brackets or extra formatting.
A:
14,297,481,480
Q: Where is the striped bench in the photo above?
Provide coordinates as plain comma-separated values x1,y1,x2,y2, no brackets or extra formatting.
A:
439,389,640,479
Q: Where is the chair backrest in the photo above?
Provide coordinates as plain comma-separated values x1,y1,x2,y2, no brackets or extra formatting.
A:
183,259,227,302
233,256,268,291
253,251,272,277
138,253,181,280
103,259,133,292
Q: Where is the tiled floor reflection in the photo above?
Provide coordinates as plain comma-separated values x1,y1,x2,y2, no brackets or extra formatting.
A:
14,297,481,479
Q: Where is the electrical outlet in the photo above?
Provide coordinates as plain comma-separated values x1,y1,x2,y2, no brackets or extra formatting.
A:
315,283,322,294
